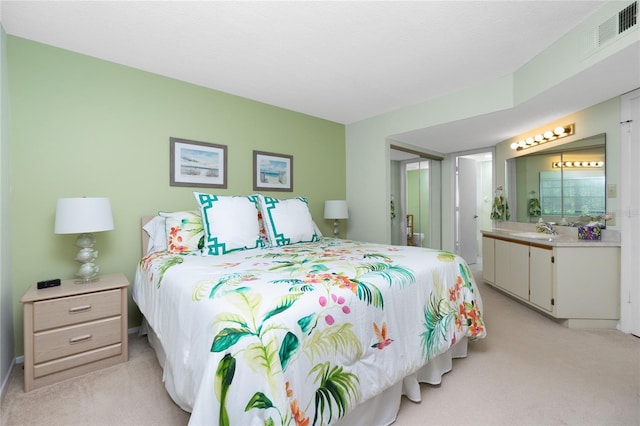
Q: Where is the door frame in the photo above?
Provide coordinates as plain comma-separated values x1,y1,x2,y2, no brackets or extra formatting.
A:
453,148,494,265
619,88,640,336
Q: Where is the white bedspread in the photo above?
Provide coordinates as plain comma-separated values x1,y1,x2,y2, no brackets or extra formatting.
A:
133,238,486,425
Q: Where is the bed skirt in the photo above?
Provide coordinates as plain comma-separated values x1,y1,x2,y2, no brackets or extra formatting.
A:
140,317,468,426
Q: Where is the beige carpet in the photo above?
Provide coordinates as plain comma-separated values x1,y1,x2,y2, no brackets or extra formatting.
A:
2,273,639,426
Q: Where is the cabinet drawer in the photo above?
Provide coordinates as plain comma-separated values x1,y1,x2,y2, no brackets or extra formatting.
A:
34,343,122,379
34,316,122,364
33,289,121,331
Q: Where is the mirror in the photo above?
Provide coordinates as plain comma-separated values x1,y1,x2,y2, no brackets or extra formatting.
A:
506,133,606,227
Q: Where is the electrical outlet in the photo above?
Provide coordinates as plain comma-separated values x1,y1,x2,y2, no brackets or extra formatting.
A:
607,183,617,198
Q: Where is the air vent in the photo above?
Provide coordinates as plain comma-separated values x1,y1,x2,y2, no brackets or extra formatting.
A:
599,16,617,45
619,1,637,34
582,1,638,56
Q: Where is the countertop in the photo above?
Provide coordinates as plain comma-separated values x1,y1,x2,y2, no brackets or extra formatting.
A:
481,225,621,248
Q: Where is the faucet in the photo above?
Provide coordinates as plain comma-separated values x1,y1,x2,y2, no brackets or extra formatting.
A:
536,221,557,235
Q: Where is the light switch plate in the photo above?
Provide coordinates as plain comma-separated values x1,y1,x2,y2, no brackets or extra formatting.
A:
607,183,617,198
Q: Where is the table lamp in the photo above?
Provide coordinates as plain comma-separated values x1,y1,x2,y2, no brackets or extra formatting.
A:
324,200,348,237
54,197,114,283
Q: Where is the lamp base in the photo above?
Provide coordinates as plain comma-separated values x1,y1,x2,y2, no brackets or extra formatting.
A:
74,275,100,285
333,220,340,238
74,233,100,283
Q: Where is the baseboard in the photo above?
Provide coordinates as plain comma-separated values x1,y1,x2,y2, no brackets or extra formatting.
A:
0,358,16,400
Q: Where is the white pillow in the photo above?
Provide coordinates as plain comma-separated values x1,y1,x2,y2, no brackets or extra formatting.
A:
258,195,319,246
194,192,264,255
142,215,167,254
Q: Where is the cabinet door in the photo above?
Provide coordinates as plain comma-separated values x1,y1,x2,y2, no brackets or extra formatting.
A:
494,239,510,289
508,242,530,300
482,237,495,284
495,239,529,300
555,247,620,319
529,245,553,311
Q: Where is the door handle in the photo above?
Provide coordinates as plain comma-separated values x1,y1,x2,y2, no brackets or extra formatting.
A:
473,215,478,219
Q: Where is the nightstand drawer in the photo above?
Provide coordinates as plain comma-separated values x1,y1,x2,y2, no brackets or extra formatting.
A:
34,316,122,364
33,289,121,331
34,343,123,379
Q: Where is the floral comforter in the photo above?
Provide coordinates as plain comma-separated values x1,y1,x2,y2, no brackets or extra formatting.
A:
133,238,485,426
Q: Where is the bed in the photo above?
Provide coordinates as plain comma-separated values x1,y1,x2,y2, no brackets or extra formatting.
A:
132,194,486,426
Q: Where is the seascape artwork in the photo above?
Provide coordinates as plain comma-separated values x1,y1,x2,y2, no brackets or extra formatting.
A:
259,158,288,184
170,138,227,188
254,151,293,191
180,147,220,178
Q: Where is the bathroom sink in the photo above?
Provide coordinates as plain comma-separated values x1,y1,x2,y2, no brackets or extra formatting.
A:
510,232,556,240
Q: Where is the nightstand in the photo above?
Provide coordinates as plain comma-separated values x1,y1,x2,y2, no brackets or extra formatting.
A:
20,273,129,392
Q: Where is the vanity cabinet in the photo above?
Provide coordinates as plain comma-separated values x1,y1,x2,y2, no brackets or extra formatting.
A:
481,234,619,328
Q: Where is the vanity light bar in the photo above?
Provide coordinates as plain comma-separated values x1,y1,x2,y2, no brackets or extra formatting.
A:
552,160,604,168
510,124,574,151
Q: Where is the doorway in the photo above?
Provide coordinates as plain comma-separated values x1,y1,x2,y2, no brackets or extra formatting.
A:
455,151,493,265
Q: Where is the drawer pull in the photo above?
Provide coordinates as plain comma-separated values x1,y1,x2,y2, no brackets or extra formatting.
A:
69,334,92,344
69,305,92,314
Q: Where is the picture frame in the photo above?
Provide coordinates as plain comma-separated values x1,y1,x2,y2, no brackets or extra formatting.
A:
253,150,293,192
170,137,227,188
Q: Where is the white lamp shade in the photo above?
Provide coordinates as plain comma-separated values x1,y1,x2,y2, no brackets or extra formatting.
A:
54,197,114,234
324,200,349,219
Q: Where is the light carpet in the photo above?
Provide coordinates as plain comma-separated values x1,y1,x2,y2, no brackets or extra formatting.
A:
2,272,639,426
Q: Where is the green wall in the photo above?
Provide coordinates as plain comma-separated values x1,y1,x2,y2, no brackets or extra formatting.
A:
8,37,345,356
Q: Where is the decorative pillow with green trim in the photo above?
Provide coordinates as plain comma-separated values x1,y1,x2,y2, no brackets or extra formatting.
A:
159,211,204,255
257,194,319,246
193,192,264,256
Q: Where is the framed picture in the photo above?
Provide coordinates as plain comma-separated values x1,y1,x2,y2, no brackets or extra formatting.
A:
253,151,293,192
170,137,227,188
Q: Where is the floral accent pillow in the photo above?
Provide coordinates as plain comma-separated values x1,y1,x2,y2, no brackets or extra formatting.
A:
193,192,264,255
257,195,319,246
159,211,204,255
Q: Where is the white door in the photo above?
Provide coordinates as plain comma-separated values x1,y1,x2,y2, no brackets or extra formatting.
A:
620,89,640,337
457,157,478,264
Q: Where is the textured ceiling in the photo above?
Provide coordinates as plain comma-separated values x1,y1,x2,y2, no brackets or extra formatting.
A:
2,1,637,154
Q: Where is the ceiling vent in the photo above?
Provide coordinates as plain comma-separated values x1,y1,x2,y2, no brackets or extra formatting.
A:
619,1,637,34
582,1,637,56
